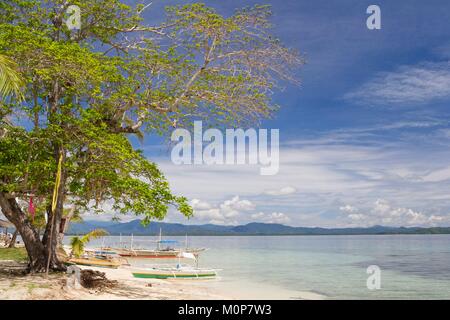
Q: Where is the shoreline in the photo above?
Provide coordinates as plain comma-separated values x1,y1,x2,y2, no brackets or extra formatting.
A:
0,263,324,300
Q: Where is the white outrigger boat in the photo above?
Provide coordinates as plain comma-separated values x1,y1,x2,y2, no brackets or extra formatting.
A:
130,252,219,280
107,230,206,259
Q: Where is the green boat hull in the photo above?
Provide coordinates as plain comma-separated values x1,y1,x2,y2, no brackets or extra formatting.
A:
132,272,216,279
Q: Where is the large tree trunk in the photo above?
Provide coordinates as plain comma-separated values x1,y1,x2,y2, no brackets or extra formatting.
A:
41,206,66,271
0,192,66,273
41,148,67,271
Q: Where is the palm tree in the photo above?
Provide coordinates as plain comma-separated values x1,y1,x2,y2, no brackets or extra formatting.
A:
70,229,109,258
0,53,24,100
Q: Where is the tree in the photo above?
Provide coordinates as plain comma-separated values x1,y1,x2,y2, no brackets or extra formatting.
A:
0,1,302,273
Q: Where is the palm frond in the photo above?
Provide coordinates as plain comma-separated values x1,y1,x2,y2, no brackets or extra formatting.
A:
0,54,24,101
69,229,108,258
80,228,109,244
70,236,85,258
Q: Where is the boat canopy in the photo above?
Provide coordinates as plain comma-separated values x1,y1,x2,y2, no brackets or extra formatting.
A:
158,240,178,244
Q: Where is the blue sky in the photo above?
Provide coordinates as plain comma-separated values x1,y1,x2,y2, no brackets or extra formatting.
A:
89,0,450,227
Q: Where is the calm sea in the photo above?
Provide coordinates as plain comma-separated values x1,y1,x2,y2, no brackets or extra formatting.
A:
74,235,450,299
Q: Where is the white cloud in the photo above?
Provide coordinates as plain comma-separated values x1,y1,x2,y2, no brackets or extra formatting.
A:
340,199,450,227
220,196,255,213
339,204,358,213
251,212,291,224
344,61,450,106
190,199,212,210
250,212,265,219
264,186,297,196
422,166,450,182
347,213,365,221
193,208,224,222
268,212,291,224
191,196,255,225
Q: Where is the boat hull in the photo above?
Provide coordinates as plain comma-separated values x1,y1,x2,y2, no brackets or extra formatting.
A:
67,258,122,269
118,251,179,258
132,268,217,279
115,248,206,259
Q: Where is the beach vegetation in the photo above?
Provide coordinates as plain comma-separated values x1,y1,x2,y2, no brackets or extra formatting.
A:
69,229,108,258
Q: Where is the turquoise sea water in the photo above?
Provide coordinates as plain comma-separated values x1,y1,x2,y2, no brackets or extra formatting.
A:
78,235,450,299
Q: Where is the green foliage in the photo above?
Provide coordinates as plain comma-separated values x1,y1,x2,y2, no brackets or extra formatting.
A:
0,54,23,101
69,237,84,258
30,200,49,232
69,228,108,258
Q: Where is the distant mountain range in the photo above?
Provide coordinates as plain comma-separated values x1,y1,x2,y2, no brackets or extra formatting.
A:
67,219,450,236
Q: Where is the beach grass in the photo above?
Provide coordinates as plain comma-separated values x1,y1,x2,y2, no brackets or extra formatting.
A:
0,247,28,262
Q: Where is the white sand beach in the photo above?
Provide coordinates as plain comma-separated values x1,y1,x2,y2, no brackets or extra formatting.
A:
0,263,324,300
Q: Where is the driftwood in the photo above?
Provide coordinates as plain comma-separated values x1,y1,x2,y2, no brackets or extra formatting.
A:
80,269,118,289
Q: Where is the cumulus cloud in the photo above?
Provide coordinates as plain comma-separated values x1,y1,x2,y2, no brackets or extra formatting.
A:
190,196,255,225
340,199,450,227
344,61,450,106
220,196,255,213
264,186,297,196
190,199,212,210
339,204,358,213
251,212,291,224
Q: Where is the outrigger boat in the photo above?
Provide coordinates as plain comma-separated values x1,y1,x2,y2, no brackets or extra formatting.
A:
114,240,206,258
108,230,206,259
131,265,218,279
64,246,127,269
131,252,218,279
67,256,123,269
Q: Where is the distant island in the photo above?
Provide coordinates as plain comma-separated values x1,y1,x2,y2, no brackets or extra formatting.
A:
67,219,450,236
